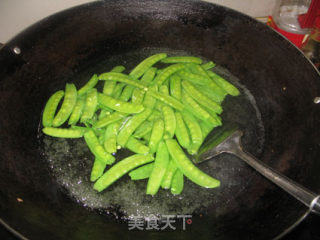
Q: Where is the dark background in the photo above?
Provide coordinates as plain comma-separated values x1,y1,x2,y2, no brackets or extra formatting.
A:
0,213,319,240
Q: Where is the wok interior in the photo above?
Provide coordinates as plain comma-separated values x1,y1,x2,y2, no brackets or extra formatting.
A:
0,0,320,239
40,47,265,220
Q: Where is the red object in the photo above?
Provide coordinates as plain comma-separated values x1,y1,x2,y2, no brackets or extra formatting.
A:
315,11,320,29
298,0,320,29
267,16,306,47
308,14,320,41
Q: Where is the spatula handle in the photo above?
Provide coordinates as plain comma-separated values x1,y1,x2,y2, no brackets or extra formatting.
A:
225,131,320,215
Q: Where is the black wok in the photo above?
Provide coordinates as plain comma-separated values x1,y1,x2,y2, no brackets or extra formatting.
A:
0,0,320,239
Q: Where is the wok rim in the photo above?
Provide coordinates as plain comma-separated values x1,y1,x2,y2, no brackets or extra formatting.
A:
0,204,312,240
0,217,28,240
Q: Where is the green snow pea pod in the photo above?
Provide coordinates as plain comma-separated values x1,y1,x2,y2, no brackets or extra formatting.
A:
161,56,202,64
131,68,156,104
148,90,184,111
94,112,126,129
140,67,157,84
84,113,99,126
70,125,90,131
112,83,126,99
87,126,106,138
207,70,240,96
42,90,64,127
169,75,181,100
170,169,184,195
72,126,106,137
132,67,156,102
188,63,212,78
103,81,117,96
98,104,113,113
199,121,215,139
154,85,168,111
131,88,145,104
78,74,98,96
42,127,85,138
154,63,185,86
166,139,220,188
156,69,164,75
99,72,147,89
161,105,176,139
98,109,109,120
143,85,158,109
129,163,154,180
181,90,219,126
68,97,85,125
147,110,161,121
84,130,115,165
146,141,169,195
154,100,164,112
201,61,216,70
81,88,98,123
92,126,105,137
98,131,105,145
93,154,154,192
117,108,152,146
201,106,222,126
111,65,126,73
102,65,126,96
149,118,164,153
178,70,212,86
159,85,169,95
182,81,222,114
182,64,193,72
208,111,222,128
163,78,170,88
119,85,134,101
52,83,77,127
182,66,227,103
142,132,152,142
126,136,150,154
174,112,190,149
161,159,178,189
133,121,153,138
181,111,203,155
90,157,107,182
191,64,229,101
98,93,144,114
104,121,121,153
129,53,167,79
192,83,227,104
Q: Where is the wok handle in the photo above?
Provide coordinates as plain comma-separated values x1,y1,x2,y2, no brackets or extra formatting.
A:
226,131,320,215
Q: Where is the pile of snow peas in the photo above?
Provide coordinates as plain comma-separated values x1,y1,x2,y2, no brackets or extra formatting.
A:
42,53,240,195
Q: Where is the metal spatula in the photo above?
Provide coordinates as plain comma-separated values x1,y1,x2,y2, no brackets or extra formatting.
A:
193,126,320,215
